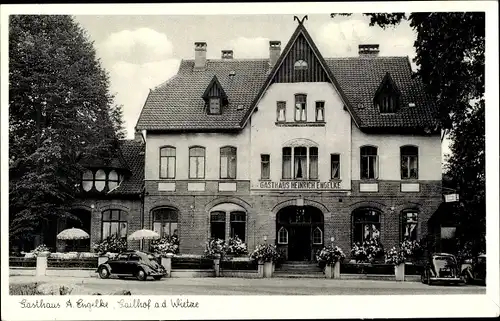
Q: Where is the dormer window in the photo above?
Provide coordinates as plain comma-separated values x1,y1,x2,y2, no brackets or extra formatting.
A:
294,59,308,70
209,97,221,114
81,168,123,193
202,75,227,115
374,72,401,113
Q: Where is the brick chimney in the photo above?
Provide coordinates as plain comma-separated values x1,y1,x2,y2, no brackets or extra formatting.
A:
194,42,207,70
358,44,379,57
269,40,281,66
134,129,144,144
221,50,233,59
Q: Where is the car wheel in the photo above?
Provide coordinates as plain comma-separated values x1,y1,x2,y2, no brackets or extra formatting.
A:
136,269,147,281
98,266,110,279
421,272,427,284
153,276,162,281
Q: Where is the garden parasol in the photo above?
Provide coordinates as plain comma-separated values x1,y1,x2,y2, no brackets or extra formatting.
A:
127,229,160,241
57,227,90,251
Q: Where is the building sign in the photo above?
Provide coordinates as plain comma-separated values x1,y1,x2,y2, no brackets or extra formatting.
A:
258,180,342,190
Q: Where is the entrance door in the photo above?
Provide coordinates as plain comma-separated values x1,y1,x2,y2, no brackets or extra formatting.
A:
289,226,311,261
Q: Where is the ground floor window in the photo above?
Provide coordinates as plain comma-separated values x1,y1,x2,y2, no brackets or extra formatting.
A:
210,211,226,240
230,211,246,240
102,209,128,240
152,207,178,238
402,211,418,241
352,208,381,243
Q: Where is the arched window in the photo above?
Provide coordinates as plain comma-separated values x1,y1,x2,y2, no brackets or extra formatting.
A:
108,170,119,190
278,227,288,244
94,169,106,191
230,211,246,240
294,59,308,70
401,146,418,179
160,146,176,179
220,146,237,179
102,210,128,240
189,146,205,179
402,211,418,241
152,207,178,238
82,170,93,192
360,146,378,179
210,211,226,240
352,208,381,243
312,227,323,244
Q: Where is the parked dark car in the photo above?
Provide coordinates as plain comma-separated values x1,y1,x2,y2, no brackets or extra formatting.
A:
421,253,462,285
97,250,166,281
461,254,486,285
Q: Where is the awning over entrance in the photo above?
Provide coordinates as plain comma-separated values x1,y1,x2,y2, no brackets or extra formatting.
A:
210,203,246,213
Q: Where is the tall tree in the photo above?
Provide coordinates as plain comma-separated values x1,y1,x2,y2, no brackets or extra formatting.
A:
331,13,485,255
9,15,124,248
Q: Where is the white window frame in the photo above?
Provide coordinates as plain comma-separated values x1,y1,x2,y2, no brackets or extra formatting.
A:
277,226,288,244
312,227,323,245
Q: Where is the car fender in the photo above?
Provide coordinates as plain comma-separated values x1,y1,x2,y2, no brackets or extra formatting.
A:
98,263,112,273
134,263,153,274
462,267,473,278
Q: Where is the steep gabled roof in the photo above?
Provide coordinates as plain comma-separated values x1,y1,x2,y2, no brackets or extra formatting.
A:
202,75,228,103
241,22,361,128
374,72,401,99
107,140,144,196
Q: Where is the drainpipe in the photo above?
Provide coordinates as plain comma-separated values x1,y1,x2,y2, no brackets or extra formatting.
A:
140,186,145,250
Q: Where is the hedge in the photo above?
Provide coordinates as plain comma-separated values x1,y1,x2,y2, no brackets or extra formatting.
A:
171,257,213,270
47,258,97,269
10,283,42,295
221,260,258,271
340,263,423,275
9,257,36,268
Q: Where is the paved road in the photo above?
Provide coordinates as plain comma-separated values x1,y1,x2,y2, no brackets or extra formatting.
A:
10,275,486,295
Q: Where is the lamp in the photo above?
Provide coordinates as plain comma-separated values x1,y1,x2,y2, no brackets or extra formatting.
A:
263,235,268,243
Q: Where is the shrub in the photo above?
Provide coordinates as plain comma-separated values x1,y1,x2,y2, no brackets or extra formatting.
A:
249,243,280,263
317,245,346,265
204,238,227,258
400,239,424,260
385,247,406,265
226,236,248,255
31,244,50,257
150,235,179,256
351,239,385,263
92,235,127,255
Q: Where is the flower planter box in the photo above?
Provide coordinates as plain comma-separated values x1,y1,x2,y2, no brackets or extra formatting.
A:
263,261,273,278
394,263,405,281
324,262,341,279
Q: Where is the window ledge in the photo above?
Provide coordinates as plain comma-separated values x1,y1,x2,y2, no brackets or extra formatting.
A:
275,121,326,127
280,179,320,181
329,178,342,182
259,179,271,182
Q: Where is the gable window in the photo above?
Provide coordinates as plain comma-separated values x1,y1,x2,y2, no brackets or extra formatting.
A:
282,147,292,179
401,146,418,179
378,95,399,113
82,170,94,192
189,146,205,179
360,146,378,179
108,170,119,190
209,97,221,114
160,146,176,179
94,169,106,192
220,146,237,179
294,94,307,121
152,207,178,238
276,101,286,122
278,227,288,244
294,59,308,70
309,147,318,179
315,101,325,121
312,227,323,245
402,211,418,241
331,154,340,179
374,73,400,113
102,209,128,240
210,211,226,240
230,211,246,240
352,208,381,243
261,154,270,179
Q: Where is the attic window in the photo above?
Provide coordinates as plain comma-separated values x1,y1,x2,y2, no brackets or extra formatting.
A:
294,59,308,70
377,95,399,113
374,72,401,113
209,97,221,114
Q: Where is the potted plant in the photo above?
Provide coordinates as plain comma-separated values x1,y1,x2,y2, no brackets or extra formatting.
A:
249,243,279,278
385,246,406,281
317,245,345,279
400,239,424,264
151,235,180,271
92,235,127,265
32,244,51,257
204,238,227,277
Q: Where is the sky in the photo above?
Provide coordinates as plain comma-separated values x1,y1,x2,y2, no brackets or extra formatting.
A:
73,14,451,164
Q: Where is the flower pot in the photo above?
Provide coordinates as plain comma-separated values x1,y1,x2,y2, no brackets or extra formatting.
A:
394,263,405,281
213,257,221,277
324,264,334,279
333,261,341,278
263,261,273,278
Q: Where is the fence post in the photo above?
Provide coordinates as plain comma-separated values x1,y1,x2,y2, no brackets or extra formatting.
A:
258,261,264,278
213,254,221,277
333,261,341,278
36,251,50,277
162,253,173,277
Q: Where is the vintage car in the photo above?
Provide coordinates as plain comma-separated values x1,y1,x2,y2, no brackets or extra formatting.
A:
97,250,167,281
421,253,462,285
461,254,486,285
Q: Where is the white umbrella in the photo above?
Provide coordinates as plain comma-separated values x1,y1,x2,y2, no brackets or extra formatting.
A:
57,228,90,240
127,229,160,241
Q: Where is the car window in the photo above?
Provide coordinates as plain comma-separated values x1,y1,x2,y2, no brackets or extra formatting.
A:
433,256,456,269
117,253,129,260
129,254,140,261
